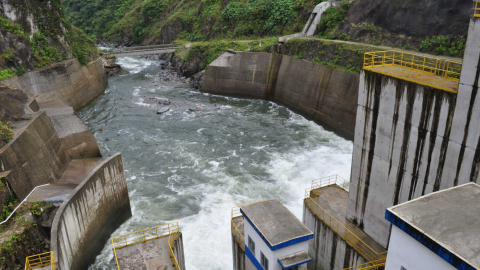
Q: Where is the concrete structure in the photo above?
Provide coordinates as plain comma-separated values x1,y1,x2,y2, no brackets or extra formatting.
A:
302,2,331,36
384,183,480,270
203,52,359,140
347,9,480,248
1,58,108,110
238,200,313,270
112,223,186,270
104,44,179,57
51,153,132,270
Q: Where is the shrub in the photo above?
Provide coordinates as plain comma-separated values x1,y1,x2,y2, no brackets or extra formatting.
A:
142,0,169,24
420,35,466,57
0,121,13,143
221,1,248,23
317,1,351,37
31,32,63,67
0,69,15,81
358,22,378,35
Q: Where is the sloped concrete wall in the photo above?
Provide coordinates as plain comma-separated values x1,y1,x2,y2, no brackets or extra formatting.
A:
232,235,246,270
303,203,366,270
202,52,358,140
173,233,186,270
1,58,107,110
51,153,132,270
0,111,70,199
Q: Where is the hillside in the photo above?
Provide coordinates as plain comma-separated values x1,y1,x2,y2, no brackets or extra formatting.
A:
63,0,323,44
0,0,98,81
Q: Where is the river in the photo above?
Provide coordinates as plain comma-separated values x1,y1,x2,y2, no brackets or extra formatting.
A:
81,56,353,270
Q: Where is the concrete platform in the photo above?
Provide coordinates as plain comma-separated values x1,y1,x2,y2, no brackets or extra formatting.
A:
115,237,176,270
27,158,104,202
366,65,459,92
312,186,386,254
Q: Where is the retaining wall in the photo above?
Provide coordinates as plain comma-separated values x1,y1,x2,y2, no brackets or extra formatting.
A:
303,203,366,270
51,153,132,270
202,52,358,140
173,233,187,270
1,58,108,110
0,111,70,199
232,235,246,270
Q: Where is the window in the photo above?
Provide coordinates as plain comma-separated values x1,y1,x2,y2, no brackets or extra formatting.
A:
260,251,269,270
248,236,255,255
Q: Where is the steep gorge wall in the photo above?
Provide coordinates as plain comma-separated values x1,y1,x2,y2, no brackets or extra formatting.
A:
1,58,107,110
51,153,132,270
203,52,358,140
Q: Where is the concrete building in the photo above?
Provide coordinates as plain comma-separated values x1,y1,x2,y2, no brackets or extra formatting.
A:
384,183,480,270
233,200,314,270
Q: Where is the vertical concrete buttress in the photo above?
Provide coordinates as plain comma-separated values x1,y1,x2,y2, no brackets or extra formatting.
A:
346,8,480,248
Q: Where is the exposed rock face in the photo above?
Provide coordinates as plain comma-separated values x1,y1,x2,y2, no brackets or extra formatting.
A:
0,86,29,122
103,57,128,77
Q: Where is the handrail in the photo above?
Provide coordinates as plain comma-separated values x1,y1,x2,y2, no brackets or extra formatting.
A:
304,174,349,198
342,258,386,270
363,50,461,93
230,200,265,251
475,1,480,18
304,175,387,262
111,222,182,270
1,184,50,225
168,223,182,270
25,251,57,270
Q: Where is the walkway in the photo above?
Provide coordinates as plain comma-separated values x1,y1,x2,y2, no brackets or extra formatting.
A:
103,44,180,57
115,237,176,270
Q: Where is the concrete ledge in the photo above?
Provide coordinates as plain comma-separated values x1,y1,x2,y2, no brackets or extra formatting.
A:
51,153,132,270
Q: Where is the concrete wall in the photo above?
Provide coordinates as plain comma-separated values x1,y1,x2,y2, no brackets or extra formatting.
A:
303,203,366,270
385,226,456,270
0,111,70,199
51,153,132,270
202,52,358,140
1,58,107,110
347,16,480,248
173,233,187,270
232,235,246,270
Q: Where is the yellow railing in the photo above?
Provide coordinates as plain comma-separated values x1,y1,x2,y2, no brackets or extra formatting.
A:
363,51,461,93
168,222,182,270
111,222,182,270
342,258,386,270
475,1,480,17
305,175,387,262
231,200,264,251
25,251,57,270
304,174,349,198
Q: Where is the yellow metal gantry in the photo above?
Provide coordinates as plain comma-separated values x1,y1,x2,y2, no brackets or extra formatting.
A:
111,222,182,270
24,251,57,270
475,1,480,17
363,51,461,93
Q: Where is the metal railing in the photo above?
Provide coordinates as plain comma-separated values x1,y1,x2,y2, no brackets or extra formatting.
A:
475,1,480,17
363,51,461,93
111,222,181,270
25,251,57,270
230,200,264,251
305,175,387,262
304,174,349,198
168,222,182,270
342,258,386,270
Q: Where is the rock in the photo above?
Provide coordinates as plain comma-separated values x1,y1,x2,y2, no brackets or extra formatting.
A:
191,70,205,90
195,106,203,111
157,107,170,114
163,100,171,105
189,108,196,112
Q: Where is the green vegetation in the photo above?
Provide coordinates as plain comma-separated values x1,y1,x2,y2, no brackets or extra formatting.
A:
0,197,18,221
0,17,28,39
0,122,13,143
420,35,466,57
66,25,99,66
63,0,324,43
317,1,351,38
0,69,16,81
31,32,63,68
358,22,378,35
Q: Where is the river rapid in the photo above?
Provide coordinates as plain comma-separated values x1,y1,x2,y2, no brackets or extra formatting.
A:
81,56,353,270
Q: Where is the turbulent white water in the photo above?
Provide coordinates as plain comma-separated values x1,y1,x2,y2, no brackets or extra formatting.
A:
81,56,353,270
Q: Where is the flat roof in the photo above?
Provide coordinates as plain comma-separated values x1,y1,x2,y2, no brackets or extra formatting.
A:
240,199,313,250
278,251,312,269
387,183,480,270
